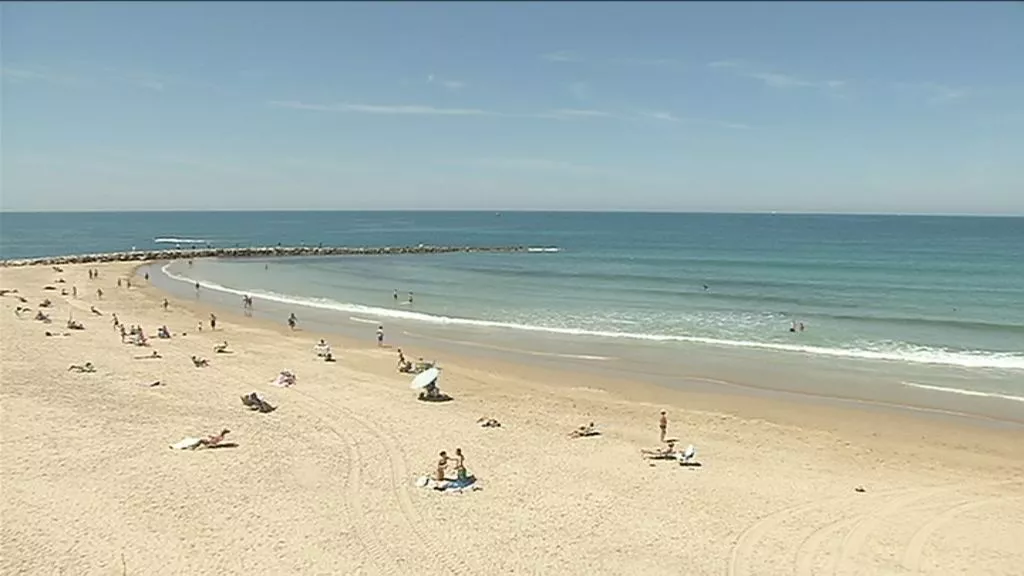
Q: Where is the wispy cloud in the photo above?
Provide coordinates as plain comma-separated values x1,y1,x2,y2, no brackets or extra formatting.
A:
640,111,681,123
427,73,467,91
451,157,604,174
0,66,81,86
639,110,750,130
269,100,497,116
568,81,591,102
709,60,848,93
544,108,615,119
269,99,747,130
609,57,682,68
893,81,972,104
542,50,583,63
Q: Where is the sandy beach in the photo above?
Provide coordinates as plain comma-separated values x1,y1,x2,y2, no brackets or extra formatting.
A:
2,261,1023,576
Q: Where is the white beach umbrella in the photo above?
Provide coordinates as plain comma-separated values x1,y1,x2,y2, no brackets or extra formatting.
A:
410,367,441,390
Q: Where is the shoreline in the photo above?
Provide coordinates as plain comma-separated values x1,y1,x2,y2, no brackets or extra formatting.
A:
150,258,1024,429
3,259,1023,575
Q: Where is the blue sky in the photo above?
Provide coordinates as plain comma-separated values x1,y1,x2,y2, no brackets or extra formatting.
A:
2,2,1022,213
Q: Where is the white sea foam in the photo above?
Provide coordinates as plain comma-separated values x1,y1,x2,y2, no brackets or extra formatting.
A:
527,246,561,253
160,263,1024,372
900,381,1024,404
154,237,209,244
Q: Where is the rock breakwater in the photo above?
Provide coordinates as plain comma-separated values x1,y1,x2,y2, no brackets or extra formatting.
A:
0,245,530,268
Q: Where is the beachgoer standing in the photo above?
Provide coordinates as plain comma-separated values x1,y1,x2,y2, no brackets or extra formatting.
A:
436,451,449,482
288,313,297,330
408,292,414,304
72,286,77,298
376,325,384,347
454,448,467,481
194,282,200,295
126,279,131,289
163,299,169,311
209,313,217,331
97,288,103,300
144,273,149,281
117,278,122,288
659,410,668,442
393,289,398,301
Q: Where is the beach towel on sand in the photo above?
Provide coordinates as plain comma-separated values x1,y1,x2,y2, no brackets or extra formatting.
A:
170,437,204,450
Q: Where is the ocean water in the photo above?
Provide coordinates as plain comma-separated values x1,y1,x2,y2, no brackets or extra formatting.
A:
3,211,1023,415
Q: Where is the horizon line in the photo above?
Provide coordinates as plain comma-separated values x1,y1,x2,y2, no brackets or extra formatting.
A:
1,209,1022,218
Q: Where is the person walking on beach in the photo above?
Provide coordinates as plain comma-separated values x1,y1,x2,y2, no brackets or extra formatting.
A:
376,325,385,347
659,410,668,442
96,288,103,300
163,299,169,311
393,289,398,301
288,313,298,330
72,286,77,298
117,278,122,288
209,313,217,331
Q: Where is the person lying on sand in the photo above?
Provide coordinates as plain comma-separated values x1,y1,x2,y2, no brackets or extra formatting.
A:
0,289,18,296
66,319,84,330
134,350,162,360
214,341,230,354
170,429,231,450
44,331,70,337
90,306,102,316
191,356,209,367
640,440,680,459
39,299,53,308
477,417,501,428
34,311,52,323
569,422,600,438
68,362,96,373
240,392,276,413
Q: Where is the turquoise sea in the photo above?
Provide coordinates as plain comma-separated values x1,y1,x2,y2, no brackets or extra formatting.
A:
3,211,1022,418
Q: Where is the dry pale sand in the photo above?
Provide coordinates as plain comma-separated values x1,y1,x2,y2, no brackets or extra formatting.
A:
2,262,1023,576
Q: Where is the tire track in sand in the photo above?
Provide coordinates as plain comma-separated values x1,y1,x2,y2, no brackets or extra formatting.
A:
284,392,409,575
828,484,972,576
727,487,908,576
901,492,1024,573
290,388,474,575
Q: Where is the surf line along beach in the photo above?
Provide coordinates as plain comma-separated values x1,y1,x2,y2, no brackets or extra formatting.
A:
2,259,1023,576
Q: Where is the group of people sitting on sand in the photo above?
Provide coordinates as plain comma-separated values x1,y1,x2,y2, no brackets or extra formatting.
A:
417,448,477,492
157,325,171,339
396,348,434,374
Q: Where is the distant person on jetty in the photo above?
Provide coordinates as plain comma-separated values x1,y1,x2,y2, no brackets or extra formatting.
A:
659,410,668,442
288,313,298,330
376,325,385,347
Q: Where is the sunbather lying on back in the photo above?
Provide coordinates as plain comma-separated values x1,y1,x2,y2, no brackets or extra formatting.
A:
191,356,209,367
68,362,95,373
214,341,230,353
134,351,161,360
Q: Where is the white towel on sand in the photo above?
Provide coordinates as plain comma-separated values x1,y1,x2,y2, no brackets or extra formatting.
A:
170,437,203,450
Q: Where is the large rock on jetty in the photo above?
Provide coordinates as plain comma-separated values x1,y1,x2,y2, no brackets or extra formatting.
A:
0,245,529,268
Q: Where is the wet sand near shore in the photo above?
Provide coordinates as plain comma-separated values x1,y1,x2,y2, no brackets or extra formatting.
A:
2,262,1022,575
